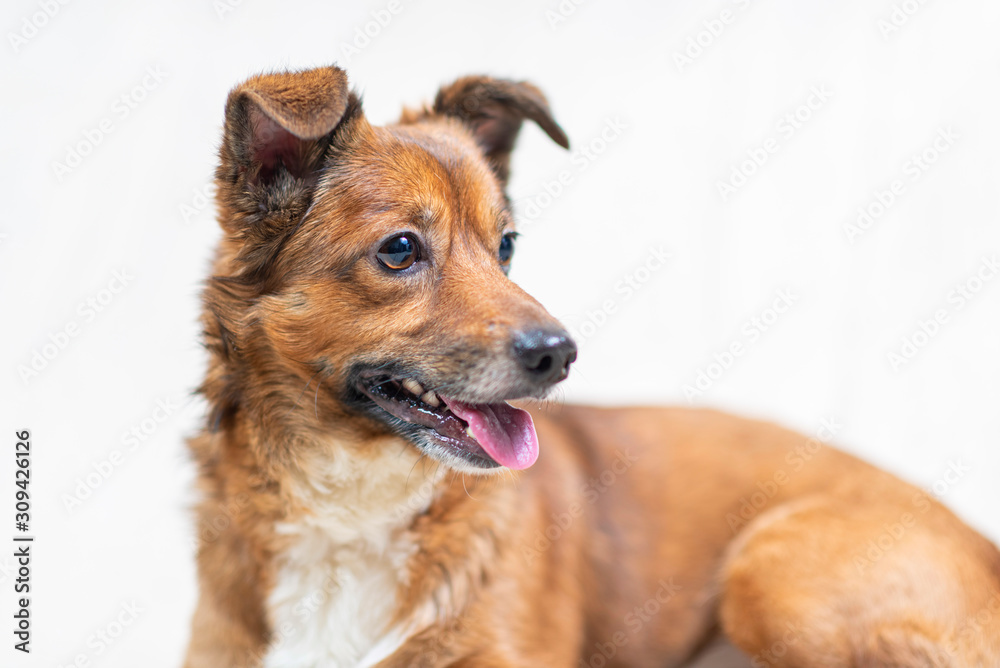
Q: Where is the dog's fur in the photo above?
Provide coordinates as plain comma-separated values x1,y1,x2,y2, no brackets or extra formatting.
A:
183,65,1000,668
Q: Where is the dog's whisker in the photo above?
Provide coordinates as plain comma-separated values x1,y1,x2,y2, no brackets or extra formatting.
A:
286,368,324,417
405,451,428,493
313,376,322,419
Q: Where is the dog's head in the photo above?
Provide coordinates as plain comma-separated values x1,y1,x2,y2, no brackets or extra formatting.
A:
205,65,575,473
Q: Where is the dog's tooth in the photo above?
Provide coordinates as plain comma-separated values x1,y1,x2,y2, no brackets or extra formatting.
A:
402,378,424,396
422,391,440,407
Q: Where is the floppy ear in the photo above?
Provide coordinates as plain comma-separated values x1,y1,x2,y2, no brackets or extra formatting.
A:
216,65,353,271
433,76,569,184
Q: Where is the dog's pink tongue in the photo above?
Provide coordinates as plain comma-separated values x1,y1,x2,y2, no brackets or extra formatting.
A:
441,398,539,469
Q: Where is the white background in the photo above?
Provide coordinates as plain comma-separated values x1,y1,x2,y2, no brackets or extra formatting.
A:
2,0,999,666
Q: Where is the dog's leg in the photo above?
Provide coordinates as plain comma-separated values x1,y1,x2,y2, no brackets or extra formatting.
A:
182,492,271,668
716,497,1000,668
183,592,265,668
368,633,530,668
443,656,544,668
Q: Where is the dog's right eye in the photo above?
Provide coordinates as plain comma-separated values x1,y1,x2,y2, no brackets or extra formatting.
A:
377,234,420,271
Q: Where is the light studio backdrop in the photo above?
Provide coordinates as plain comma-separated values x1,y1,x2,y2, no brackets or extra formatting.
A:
2,0,999,666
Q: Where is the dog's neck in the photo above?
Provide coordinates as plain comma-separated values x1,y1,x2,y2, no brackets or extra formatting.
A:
278,432,447,547
262,433,449,668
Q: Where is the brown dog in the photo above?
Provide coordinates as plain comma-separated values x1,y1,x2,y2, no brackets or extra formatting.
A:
183,65,1000,668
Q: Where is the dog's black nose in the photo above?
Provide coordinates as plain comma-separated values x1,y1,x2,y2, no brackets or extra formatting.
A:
513,329,577,385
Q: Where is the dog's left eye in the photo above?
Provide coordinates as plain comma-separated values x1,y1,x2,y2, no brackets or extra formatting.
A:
499,233,516,272
377,234,420,271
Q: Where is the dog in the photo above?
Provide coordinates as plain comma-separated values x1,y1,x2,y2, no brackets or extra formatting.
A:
183,64,1000,668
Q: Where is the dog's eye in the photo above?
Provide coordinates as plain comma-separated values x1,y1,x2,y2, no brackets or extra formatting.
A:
499,233,516,272
377,234,420,271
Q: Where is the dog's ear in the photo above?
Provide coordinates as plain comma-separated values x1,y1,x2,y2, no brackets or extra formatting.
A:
216,66,353,273
432,76,569,184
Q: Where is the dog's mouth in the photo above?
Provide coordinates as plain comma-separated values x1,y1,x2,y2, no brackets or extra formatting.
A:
356,374,539,471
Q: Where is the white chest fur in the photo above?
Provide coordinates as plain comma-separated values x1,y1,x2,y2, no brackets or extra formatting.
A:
262,441,445,668
263,529,408,668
